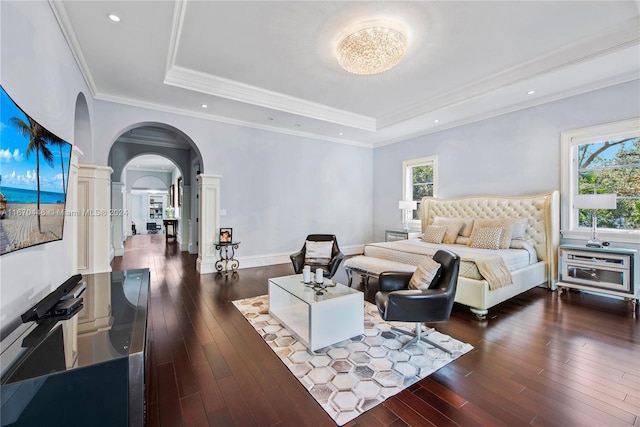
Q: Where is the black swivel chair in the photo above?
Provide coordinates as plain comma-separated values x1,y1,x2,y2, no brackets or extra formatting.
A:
375,249,460,354
290,234,344,279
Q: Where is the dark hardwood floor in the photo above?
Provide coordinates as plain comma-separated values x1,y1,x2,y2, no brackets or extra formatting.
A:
112,234,640,427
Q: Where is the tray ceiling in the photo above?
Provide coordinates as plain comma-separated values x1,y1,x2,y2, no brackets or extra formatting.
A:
50,1,640,147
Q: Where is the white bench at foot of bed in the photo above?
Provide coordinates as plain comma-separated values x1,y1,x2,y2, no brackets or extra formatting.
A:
344,255,549,319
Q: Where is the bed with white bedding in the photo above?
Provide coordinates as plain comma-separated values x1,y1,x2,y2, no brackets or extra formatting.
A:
345,191,559,319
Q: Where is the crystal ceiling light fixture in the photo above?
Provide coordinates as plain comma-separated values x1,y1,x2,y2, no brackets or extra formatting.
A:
336,19,408,75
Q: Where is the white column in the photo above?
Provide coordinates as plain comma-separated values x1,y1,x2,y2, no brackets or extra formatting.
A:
111,182,125,257
77,164,113,274
67,146,83,273
196,174,221,274
179,184,191,252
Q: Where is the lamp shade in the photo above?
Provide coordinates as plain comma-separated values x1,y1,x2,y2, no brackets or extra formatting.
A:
398,200,418,210
573,194,617,210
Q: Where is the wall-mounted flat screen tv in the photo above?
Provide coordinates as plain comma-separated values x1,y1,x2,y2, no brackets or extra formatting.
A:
0,85,72,255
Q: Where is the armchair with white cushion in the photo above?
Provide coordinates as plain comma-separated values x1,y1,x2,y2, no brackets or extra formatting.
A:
290,234,344,279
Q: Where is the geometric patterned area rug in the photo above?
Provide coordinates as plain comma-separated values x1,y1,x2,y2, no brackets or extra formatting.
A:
232,295,473,425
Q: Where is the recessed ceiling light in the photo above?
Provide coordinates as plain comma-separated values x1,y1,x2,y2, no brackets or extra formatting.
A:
201,104,207,108
527,90,536,95
339,132,343,136
108,14,120,22
434,119,439,123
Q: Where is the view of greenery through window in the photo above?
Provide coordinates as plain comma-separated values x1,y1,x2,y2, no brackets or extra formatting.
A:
411,164,434,220
578,136,640,230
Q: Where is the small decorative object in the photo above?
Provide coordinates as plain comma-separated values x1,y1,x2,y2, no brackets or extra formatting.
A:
303,266,311,283
305,282,327,296
315,268,324,284
219,227,232,243
165,207,174,218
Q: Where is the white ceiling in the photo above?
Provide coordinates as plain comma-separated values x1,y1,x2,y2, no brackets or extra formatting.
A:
51,1,640,149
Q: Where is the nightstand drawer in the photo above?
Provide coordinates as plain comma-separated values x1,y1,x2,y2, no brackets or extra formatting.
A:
385,230,421,242
562,262,629,292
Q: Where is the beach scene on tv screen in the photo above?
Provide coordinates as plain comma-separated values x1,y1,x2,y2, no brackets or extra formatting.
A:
0,86,72,255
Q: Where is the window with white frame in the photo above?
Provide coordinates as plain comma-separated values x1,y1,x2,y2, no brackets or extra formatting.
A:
561,118,640,240
402,156,438,228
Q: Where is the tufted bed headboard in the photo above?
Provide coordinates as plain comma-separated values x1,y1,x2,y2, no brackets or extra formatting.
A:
420,191,560,281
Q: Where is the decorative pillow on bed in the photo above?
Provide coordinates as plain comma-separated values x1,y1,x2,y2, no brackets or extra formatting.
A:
432,217,464,244
458,218,475,237
511,218,529,240
304,240,333,265
469,227,503,250
420,226,447,244
455,236,470,245
469,218,513,249
408,257,442,291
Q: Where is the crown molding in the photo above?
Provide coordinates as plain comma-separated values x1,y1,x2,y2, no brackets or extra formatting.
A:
373,72,640,148
163,65,376,131
48,1,98,98
94,92,372,148
377,17,640,129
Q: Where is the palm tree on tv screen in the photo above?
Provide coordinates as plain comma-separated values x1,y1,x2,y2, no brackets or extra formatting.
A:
9,116,54,233
44,133,68,198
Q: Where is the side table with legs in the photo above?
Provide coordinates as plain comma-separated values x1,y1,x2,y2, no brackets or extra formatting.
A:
215,241,240,274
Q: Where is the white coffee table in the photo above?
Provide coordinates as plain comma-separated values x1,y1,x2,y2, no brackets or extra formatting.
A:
268,274,364,351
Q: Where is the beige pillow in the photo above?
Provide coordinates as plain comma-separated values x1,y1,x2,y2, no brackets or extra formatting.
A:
421,226,447,244
455,236,470,245
470,227,503,250
408,257,442,290
469,218,513,249
458,218,475,237
432,217,464,244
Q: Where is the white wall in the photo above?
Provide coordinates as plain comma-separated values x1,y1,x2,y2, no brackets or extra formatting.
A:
90,100,374,257
372,80,640,242
0,1,92,337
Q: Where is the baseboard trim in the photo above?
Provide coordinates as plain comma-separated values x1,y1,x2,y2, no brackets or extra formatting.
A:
236,244,363,270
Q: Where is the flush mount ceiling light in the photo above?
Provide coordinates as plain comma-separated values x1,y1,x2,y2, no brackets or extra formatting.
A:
337,19,408,75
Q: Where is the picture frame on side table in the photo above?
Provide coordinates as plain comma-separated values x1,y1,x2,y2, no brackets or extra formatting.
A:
219,228,232,243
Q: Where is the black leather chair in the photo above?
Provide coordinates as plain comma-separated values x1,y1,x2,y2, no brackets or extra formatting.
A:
290,234,344,279
375,249,460,354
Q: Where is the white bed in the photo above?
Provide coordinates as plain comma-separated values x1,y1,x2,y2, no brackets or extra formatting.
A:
346,191,559,319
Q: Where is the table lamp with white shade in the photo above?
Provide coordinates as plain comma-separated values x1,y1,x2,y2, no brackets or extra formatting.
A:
398,200,418,232
573,193,617,247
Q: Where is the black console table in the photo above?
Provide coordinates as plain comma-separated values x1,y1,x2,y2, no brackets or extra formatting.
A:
0,269,150,427
215,241,240,274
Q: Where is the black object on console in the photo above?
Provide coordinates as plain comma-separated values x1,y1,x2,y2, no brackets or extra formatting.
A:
20,274,83,323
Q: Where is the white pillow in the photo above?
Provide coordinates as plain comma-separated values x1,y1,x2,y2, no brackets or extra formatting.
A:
408,257,442,291
469,227,503,250
305,240,333,265
420,226,447,244
511,218,528,240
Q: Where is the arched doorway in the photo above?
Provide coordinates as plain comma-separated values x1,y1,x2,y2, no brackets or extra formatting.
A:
108,124,203,257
